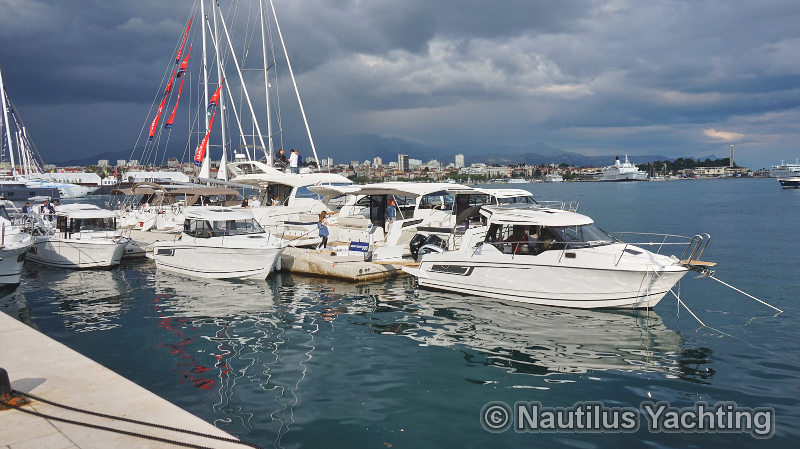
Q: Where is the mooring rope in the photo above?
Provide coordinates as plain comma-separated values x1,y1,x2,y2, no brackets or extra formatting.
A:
1,390,263,449
706,275,783,314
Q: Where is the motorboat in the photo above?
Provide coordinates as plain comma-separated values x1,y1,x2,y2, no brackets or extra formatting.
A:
544,173,564,183
404,204,712,309
26,204,130,269
152,207,285,279
226,160,353,246
112,181,242,232
0,200,33,284
594,155,648,181
778,177,800,188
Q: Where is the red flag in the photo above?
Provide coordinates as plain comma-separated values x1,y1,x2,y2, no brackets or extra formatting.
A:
207,80,223,113
193,112,217,166
165,47,191,129
149,95,168,140
176,17,193,65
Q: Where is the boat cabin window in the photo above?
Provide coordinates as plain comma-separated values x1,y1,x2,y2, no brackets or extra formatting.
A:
496,195,537,205
484,224,562,255
266,183,292,206
210,218,265,236
419,191,455,211
295,186,322,201
184,219,213,238
57,216,116,234
0,206,9,221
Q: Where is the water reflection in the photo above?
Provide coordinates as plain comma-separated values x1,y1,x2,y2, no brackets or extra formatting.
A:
20,265,131,332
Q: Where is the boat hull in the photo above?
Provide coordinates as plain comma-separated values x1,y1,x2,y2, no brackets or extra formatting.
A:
411,249,688,309
26,237,128,269
778,177,800,188
0,242,32,284
153,244,284,279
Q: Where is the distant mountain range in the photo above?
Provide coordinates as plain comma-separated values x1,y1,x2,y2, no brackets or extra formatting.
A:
52,133,718,168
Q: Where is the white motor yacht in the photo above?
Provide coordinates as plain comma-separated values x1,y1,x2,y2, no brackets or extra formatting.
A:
152,207,285,279
404,204,712,309
0,201,33,284
26,204,130,269
226,160,353,246
594,155,648,181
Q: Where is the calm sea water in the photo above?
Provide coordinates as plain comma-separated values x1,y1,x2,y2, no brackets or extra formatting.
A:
2,178,798,448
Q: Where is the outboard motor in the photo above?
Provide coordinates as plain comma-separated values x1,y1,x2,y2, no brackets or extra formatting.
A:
417,235,447,260
409,233,428,261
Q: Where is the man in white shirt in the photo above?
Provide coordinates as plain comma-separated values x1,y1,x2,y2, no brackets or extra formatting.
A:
289,149,299,174
251,196,261,207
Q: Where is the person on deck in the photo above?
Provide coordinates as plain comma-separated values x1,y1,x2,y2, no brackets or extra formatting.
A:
250,196,261,207
275,148,288,169
316,211,329,250
386,198,397,224
21,202,31,214
289,149,299,174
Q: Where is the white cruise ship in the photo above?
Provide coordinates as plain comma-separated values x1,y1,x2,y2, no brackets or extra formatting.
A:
769,160,800,178
594,155,648,181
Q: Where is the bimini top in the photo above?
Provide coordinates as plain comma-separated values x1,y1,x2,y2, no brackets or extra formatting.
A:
351,182,473,197
226,161,352,188
55,204,117,219
480,205,593,227
183,206,256,222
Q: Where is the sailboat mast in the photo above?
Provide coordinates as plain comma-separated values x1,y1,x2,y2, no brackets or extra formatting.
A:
0,67,17,176
211,0,228,181
259,0,273,165
268,0,320,168
199,0,211,178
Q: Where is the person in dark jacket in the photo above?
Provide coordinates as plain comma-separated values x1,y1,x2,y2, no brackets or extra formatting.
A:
275,148,288,168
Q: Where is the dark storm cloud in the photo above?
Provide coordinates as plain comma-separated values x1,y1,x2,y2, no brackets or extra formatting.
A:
1,0,799,166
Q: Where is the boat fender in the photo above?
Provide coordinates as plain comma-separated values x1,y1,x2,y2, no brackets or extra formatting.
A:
364,250,373,262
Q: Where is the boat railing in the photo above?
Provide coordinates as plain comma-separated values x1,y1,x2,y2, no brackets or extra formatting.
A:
609,232,711,266
537,200,580,212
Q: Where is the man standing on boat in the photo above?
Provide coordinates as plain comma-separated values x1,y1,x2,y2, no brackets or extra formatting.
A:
275,148,288,170
289,149,299,174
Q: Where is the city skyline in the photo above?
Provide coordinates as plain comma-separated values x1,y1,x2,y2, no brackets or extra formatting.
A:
1,1,798,169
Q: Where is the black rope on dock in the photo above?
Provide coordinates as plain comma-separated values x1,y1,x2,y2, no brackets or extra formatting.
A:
1,389,264,449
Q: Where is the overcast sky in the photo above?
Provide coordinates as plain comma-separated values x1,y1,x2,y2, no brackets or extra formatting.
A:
1,0,799,168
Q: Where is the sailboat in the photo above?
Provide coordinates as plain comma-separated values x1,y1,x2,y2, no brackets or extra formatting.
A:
0,66,98,200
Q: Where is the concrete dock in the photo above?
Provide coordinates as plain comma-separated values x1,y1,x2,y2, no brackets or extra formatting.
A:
0,312,249,449
278,246,412,281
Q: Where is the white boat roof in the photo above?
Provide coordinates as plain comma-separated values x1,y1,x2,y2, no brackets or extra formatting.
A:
480,205,593,226
474,188,534,199
307,184,363,199
55,204,117,219
226,161,352,188
352,182,473,197
183,206,255,221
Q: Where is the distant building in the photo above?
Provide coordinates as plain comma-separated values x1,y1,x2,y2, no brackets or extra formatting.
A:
409,158,422,169
116,160,127,167
128,160,140,168
455,154,465,168
398,154,409,171
425,159,442,170
167,158,179,168
350,160,360,168
98,159,109,168
373,156,383,167
729,145,735,168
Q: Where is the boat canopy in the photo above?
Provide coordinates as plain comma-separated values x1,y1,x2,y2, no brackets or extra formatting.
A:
306,184,362,199
480,205,593,227
183,207,256,222
54,204,117,219
110,182,240,206
475,188,534,199
351,182,472,197
226,161,352,188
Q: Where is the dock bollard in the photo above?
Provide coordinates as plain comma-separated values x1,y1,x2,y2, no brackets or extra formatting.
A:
0,367,10,397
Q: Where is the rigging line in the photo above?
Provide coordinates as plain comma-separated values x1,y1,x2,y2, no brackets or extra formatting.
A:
707,275,783,314
134,9,195,166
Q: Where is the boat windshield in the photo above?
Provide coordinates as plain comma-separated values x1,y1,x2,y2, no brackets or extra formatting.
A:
73,218,116,232
496,195,538,205
549,223,615,245
211,218,265,236
419,191,455,211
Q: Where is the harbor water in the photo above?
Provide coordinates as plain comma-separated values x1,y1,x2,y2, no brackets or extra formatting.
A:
2,178,798,448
